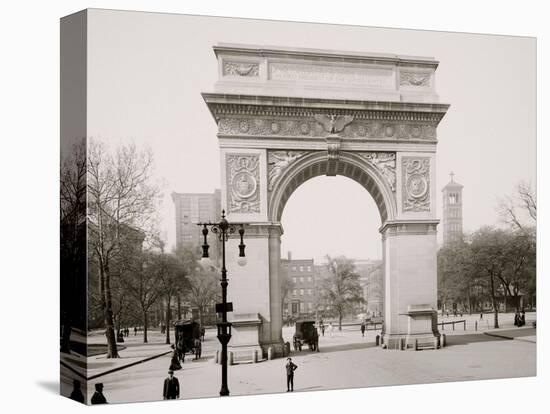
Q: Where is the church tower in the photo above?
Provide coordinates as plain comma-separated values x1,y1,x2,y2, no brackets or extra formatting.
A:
442,172,464,245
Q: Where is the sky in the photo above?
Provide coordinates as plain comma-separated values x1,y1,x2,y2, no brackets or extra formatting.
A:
86,9,536,262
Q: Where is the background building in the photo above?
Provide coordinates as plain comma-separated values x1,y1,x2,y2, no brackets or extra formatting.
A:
442,172,464,245
171,190,221,264
281,253,316,318
355,259,384,316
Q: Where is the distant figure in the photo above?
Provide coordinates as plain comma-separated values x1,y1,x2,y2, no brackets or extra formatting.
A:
328,322,334,337
163,370,180,400
514,312,520,326
520,311,526,327
200,326,205,341
169,345,182,371
69,379,85,403
285,357,298,392
319,320,325,337
480,312,483,320
360,321,366,337
91,383,108,404
134,326,138,336
194,338,202,360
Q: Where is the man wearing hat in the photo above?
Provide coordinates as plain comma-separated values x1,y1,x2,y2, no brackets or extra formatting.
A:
163,370,180,400
91,383,108,404
285,357,298,392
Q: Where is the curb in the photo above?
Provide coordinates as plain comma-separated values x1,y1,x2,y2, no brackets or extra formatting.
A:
483,332,536,344
61,349,173,381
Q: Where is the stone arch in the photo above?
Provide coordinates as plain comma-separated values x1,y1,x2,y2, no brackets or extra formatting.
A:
268,151,397,225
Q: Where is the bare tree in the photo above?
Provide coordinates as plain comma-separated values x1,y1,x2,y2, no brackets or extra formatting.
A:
87,139,161,357
60,138,87,353
498,180,536,231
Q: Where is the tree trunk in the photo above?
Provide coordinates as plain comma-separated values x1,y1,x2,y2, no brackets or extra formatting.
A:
489,274,499,329
177,294,182,320
101,265,119,358
165,295,171,345
338,311,343,331
143,311,148,343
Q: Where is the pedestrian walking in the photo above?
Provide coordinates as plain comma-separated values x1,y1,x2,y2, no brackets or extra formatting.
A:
163,370,180,400
480,312,483,320
91,383,108,404
520,311,526,327
320,320,325,337
69,380,85,403
514,311,520,326
194,338,202,360
285,358,298,392
169,345,182,371
328,322,334,337
360,321,366,337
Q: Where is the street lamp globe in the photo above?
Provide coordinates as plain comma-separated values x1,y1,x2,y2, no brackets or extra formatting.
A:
237,256,248,267
200,256,213,269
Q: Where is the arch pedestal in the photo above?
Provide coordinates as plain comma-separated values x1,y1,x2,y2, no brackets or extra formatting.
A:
202,44,449,356
381,220,440,349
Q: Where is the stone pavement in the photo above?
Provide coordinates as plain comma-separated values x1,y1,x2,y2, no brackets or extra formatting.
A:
85,313,536,404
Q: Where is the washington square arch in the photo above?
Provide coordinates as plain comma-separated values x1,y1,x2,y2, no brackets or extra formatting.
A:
201,44,450,357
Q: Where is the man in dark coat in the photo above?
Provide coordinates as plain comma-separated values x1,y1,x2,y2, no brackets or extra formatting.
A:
69,379,85,403
91,383,108,404
285,357,298,392
163,370,180,400
360,321,366,337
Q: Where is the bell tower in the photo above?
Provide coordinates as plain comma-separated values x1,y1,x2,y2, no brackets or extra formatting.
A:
442,172,463,245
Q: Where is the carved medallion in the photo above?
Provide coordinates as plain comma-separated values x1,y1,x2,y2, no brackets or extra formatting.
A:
267,151,305,191
360,152,396,192
402,157,431,212
226,154,261,213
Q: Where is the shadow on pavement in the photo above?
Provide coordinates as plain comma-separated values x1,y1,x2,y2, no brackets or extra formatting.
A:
487,328,535,339
445,333,505,346
314,342,377,354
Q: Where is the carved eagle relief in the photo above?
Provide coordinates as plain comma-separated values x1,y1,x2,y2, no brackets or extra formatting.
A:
314,114,354,134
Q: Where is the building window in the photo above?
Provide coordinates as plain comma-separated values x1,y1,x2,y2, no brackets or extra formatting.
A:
292,266,297,272
308,302,313,311
300,289,304,296
307,289,312,295
292,277,297,284
307,276,312,283
299,277,304,283
292,289,297,296
307,266,312,272
299,266,303,272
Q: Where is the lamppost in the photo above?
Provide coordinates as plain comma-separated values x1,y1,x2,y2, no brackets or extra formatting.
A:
197,210,246,397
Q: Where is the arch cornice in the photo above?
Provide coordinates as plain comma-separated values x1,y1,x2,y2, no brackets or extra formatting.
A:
268,150,397,225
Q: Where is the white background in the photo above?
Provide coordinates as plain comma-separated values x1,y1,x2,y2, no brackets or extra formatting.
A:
0,1,547,413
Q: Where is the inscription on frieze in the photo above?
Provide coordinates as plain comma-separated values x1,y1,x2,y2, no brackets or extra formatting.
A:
269,62,394,88
402,157,431,212
226,154,261,214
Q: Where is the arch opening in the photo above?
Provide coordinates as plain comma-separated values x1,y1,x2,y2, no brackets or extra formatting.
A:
269,152,396,226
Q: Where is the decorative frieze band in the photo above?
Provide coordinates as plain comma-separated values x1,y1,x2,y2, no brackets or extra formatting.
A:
402,157,431,212
226,154,261,214
400,72,431,87
218,117,436,140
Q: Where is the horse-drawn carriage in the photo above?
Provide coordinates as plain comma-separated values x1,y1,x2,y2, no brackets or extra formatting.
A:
293,320,320,352
173,319,202,362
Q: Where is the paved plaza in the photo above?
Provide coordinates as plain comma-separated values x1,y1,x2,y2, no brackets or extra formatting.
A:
70,312,536,404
